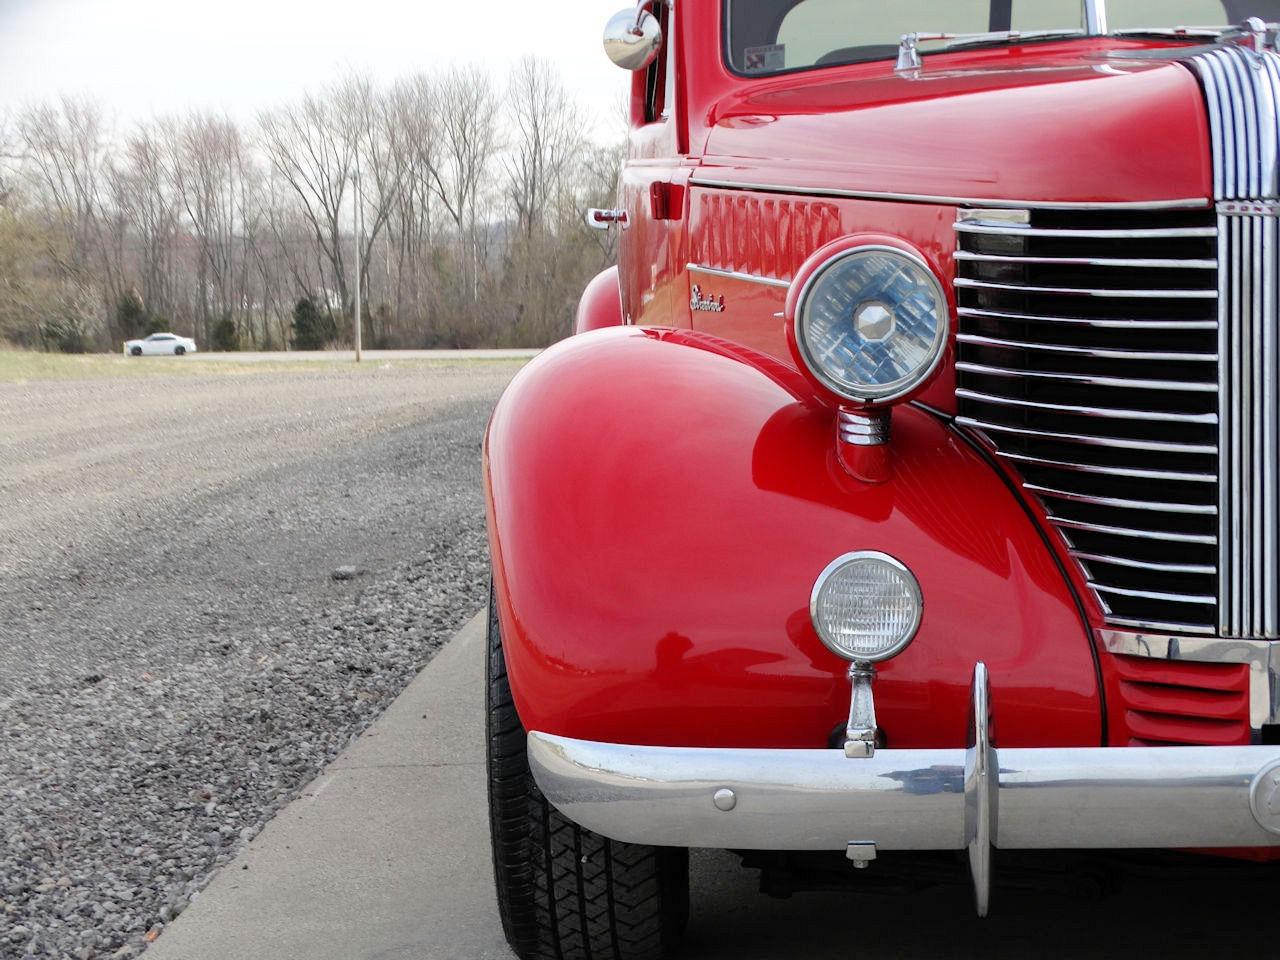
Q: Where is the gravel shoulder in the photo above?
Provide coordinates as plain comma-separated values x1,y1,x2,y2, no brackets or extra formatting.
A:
0,361,521,959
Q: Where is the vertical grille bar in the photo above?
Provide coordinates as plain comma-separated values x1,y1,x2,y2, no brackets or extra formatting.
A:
1267,215,1279,636
1218,209,1279,638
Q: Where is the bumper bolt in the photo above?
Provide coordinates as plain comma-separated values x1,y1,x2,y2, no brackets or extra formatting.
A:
712,788,736,811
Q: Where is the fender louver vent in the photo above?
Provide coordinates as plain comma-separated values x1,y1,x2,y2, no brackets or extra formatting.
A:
1113,655,1250,747
954,206,1221,635
692,190,841,284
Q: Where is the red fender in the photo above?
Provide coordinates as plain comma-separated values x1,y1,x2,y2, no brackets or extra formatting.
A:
573,265,624,335
485,327,1103,750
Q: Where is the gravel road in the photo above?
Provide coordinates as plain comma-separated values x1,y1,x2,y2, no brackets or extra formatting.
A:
0,360,521,959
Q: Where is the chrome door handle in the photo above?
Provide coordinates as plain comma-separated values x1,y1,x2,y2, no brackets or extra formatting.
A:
586,208,629,230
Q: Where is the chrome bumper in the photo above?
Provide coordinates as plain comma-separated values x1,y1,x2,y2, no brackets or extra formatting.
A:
528,664,1280,916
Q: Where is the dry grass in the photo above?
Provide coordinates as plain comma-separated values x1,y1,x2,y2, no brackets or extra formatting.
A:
0,350,528,384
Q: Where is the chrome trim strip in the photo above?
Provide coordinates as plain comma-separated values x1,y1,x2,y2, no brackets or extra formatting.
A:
837,409,891,447
1027,483,1218,515
954,251,1218,269
956,417,1218,454
689,177,1211,211
1088,582,1216,605
957,333,1217,362
998,449,1217,483
1048,514,1218,544
958,306,1218,331
1084,0,1108,35
1071,550,1217,574
686,263,791,289
957,208,1030,225
1100,630,1275,661
955,223,1217,238
1101,615,1219,636
957,388,1218,424
954,277,1217,299
956,361,1219,392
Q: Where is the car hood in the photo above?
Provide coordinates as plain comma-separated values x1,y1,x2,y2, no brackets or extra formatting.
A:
700,45,1212,205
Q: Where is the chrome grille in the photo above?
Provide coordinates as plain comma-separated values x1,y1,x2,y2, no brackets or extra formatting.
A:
954,206,1221,635
1186,44,1280,640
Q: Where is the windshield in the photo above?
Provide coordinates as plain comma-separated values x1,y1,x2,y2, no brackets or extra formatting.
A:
724,1,1280,76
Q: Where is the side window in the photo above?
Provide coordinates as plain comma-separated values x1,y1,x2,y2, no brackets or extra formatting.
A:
642,1,671,123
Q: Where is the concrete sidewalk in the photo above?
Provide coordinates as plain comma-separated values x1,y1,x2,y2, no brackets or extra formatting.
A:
146,612,514,960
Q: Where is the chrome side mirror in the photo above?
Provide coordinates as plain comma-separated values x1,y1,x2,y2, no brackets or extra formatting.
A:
603,7,662,71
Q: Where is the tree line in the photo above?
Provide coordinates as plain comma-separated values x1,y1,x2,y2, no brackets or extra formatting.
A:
0,58,623,352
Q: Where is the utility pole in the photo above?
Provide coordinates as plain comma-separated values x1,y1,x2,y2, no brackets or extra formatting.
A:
353,167,363,363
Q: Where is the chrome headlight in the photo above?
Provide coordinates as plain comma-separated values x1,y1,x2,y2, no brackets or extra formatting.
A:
810,551,923,663
794,245,948,404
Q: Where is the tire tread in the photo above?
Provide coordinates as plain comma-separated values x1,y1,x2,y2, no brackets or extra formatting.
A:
486,586,687,960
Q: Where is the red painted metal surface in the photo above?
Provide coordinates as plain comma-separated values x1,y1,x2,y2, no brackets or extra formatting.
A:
699,51,1210,205
486,328,1102,750
488,4,1248,777
573,266,624,335
676,4,1211,205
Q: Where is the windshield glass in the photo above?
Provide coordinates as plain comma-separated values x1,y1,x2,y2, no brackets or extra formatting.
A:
724,1,1280,76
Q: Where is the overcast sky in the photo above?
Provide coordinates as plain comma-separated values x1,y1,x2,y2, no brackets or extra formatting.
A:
0,0,629,140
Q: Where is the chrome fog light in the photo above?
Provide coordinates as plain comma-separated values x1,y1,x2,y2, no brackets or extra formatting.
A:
811,551,923,663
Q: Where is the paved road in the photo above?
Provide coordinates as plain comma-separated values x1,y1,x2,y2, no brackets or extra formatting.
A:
147,614,1280,960
184,349,540,364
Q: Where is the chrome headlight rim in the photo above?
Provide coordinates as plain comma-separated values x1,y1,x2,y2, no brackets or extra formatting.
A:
809,550,924,664
792,243,950,406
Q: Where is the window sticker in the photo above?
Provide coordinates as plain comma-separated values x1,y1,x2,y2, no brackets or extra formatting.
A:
743,43,785,73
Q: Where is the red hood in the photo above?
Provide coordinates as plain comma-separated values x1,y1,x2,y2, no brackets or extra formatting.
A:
700,43,1212,205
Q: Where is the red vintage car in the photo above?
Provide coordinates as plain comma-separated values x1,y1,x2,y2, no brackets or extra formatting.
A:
485,3,1280,956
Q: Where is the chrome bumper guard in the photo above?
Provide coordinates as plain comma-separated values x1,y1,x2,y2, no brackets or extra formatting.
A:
528,664,1280,916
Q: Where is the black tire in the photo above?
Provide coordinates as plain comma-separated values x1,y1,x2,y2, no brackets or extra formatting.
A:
487,586,689,960
130,346,142,356
174,345,185,355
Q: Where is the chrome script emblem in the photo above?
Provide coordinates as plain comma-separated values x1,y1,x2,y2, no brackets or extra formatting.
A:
1218,200,1280,217
690,284,725,313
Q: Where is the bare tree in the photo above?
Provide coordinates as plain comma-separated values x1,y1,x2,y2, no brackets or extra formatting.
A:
258,87,356,321
505,58,581,243
13,97,119,334
428,66,501,307
109,123,182,322
164,114,257,341
385,75,439,337
339,74,405,344
2,63,624,354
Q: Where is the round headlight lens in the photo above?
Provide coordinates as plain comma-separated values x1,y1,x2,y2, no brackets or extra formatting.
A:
810,552,923,663
795,246,948,403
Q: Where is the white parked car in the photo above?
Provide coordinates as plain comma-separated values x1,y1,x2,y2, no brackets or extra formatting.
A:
122,333,197,357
